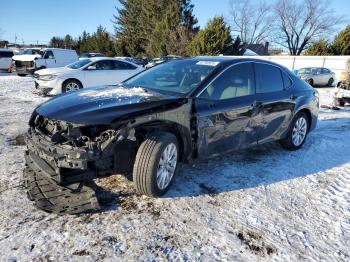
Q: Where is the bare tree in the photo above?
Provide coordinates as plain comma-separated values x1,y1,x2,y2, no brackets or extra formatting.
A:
274,0,345,55
228,0,272,44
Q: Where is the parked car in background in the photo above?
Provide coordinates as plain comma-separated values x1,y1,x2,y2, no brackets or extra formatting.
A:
24,57,319,214
297,67,335,87
80,52,104,58
0,48,14,71
12,48,78,76
115,56,148,67
34,57,144,95
145,55,183,68
334,59,350,106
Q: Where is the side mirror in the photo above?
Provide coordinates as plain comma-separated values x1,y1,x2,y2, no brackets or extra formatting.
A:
87,66,96,70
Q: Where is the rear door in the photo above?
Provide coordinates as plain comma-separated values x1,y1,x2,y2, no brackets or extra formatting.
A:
112,60,141,83
254,62,295,144
194,62,259,158
0,51,13,70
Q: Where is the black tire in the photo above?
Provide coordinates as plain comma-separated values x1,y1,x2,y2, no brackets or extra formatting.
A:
133,132,179,197
307,79,314,86
280,112,309,151
328,78,334,86
62,79,82,93
17,74,26,77
334,98,345,107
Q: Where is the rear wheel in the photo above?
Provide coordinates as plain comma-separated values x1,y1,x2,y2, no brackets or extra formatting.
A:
62,79,82,93
133,132,179,197
328,78,334,86
280,112,309,150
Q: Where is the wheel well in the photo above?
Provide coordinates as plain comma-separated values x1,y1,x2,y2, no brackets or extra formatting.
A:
134,121,190,163
299,108,312,131
62,78,83,91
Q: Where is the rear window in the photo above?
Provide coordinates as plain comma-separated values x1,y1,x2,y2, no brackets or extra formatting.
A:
282,71,293,89
255,63,284,93
0,51,13,58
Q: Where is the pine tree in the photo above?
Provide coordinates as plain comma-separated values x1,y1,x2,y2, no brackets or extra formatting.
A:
331,25,350,55
113,0,198,57
305,39,331,55
187,16,234,56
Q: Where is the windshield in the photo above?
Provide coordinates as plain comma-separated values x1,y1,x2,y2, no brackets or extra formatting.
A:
22,49,43,55
125,60,219,94
67,59,92,69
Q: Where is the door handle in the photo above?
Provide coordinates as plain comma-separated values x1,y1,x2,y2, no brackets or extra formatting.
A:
290,95,298,100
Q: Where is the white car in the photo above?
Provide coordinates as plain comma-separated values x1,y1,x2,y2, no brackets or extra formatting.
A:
0,48,14,71
13,48,78,76
34,57,144,95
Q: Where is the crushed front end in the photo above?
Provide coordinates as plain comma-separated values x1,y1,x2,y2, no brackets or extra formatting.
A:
24,113,137,214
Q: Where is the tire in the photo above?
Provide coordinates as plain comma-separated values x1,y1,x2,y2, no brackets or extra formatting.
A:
328,78,334,87
280,112,309,151
307,79,314,86
17,74,26,77
133,132,179,197
334,98,345,107
62,79,82,93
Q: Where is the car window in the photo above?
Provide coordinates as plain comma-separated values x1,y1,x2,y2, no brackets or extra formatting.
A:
114,60,137,70
255,63,284,93
0,51,13,58
322,68,330,74
93,60,115,70
282,71,293,89
199,62,255,100
44,51,54,59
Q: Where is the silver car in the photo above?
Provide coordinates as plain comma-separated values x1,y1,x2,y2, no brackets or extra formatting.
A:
298,67,335,86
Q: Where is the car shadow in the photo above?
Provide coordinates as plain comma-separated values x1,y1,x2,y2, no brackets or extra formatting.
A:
164,117,350,198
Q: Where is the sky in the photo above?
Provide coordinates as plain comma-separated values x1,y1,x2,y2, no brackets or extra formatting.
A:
0,0,349,44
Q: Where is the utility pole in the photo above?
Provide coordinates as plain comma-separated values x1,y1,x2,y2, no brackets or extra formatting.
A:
14,34,17,46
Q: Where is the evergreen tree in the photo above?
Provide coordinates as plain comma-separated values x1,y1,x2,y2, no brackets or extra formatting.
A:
113,0,198,57
305,39,331,55
187,16,234,56
89,26,115,56
331,25,350,55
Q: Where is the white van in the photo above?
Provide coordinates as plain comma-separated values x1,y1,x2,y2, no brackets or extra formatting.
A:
12,48,78,76
0,48,14,71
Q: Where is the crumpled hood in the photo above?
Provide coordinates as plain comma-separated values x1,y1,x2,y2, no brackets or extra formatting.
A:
12,54,41,61
35,67,71,75
36,85,184,125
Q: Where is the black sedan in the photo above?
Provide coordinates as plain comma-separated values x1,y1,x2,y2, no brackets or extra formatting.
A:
24,57,319,214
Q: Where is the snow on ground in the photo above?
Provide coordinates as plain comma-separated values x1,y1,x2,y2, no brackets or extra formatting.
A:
0,75,349,261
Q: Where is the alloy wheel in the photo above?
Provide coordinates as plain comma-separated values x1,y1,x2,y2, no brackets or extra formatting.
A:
156,143,178,190
292,117,307,146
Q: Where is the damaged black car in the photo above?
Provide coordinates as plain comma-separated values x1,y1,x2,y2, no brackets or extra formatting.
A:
24,57,319,214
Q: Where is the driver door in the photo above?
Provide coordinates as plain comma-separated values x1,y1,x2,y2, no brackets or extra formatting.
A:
84,60,116,87
194,62,260,158
43,50,56,67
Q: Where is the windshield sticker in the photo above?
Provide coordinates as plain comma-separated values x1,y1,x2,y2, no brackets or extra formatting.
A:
196,61,220,67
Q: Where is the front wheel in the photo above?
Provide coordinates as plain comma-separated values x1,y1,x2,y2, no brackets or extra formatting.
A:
62,79,82,93
280,112,309,150
307,79,314,86
133,132,179,197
